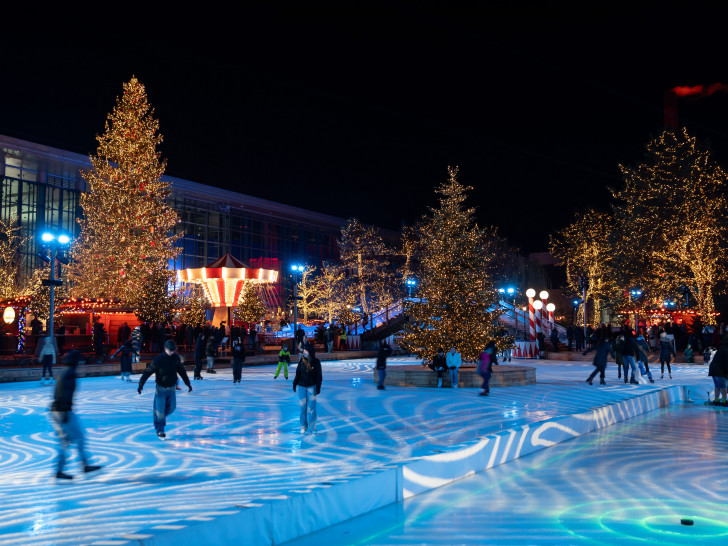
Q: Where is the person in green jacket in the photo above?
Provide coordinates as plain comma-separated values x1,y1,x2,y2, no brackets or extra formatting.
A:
275,344,291,380
684,344,694,363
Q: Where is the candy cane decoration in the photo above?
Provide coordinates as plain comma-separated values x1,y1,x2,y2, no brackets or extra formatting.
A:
526,288,536,340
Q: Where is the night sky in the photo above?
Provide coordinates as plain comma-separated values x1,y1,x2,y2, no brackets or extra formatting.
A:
2,2,728,253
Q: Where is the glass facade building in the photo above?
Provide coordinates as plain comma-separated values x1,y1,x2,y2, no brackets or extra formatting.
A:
0,134,347,311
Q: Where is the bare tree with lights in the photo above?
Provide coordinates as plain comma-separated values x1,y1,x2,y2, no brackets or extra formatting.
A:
338,217,390,316
311,261,345,324
400,167,502,363
612,129,728,325
550,209,622,326
296,265,320,322
68,77,180,303
0,216,25,299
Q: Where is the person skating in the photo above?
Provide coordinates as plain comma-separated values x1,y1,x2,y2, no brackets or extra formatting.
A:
275,344,291,380
479,340,498,395
110,340,139,382
49,350,102,479
205,333,217,374
231,336,245,383
376,341,392,390
35,335,59,385
708,333,728,406
137,340,192,439
292,342,322,434
583,334,616,385
446,347,462,388
659,332,676,379
430,348,447,387
193,332,205,380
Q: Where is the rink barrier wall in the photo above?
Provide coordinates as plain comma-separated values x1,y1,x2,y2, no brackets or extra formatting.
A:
109,385,686,546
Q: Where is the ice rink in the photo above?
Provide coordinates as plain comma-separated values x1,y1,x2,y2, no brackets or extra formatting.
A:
0,357,722,545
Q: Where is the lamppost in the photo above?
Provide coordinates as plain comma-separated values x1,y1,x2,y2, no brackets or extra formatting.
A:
406,278,416,298
38,230,71,339
526,288,536,340
577,274,589,341
539,290,549,336
630,288,642,333
290,264,304,354
546,303,555,334
572,299,581,325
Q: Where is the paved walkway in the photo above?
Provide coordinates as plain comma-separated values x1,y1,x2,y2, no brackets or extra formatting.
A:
0,358,718,545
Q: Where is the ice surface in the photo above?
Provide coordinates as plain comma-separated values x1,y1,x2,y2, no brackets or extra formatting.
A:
0,358,716,545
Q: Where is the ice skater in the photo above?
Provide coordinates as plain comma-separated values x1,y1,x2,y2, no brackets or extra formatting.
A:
205,333,217,374
49,350,102,479
446,347,462,388
292,343,322,434
137,340,192,439
479,340,498,395
231,336,245,383
659,332,676,378
274,343,290,380
708,333,728,406
193,332,205,380
110,340,138,381
583,333,616,385
375,341,392,390
35,334,58,385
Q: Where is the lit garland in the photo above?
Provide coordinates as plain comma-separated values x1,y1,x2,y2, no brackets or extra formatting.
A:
68,76,181,304
16,308,26,353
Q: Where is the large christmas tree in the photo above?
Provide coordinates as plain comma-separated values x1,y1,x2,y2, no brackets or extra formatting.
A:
69,77,180,302
401,167,501,363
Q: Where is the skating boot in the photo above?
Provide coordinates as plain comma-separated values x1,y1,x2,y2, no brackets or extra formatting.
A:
207,368,217,374
586,379,593,385
600,379,606,385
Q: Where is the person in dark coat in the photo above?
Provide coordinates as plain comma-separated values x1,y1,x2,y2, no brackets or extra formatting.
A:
659,332,676,379
566,324,574,351
185,324,196,352
111,340,138,382
550,328,559,352
622,331,640,384
56,324,66,356
536,331,546,359
429,348,447,388
575,326,585,351
49,350,102,479
193,332,205,380
293,342,322,434
583,334,616,385
137,340,192,439
375,341,392,390
479,340,498,395
117,322,131,346
249,325,258,351
140,322,151,353
708,334,728,405
205,331,217,374
231,336,246,383
93,321,106,362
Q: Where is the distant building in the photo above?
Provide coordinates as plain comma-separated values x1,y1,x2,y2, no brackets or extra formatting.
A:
0,134,356,312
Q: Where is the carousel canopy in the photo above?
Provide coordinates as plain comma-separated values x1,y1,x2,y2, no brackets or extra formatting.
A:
177,253,278,307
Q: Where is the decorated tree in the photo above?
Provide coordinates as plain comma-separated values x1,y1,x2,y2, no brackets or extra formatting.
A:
23,263,67,321
296,265,320,322
235,282,267,324
129,266,176,324
338,217,390,315
0,216,25,299
400,167,503,363
311,261,346,323
550,209,622,326
68,76,180,302
180,284,209,326
612,129,728,324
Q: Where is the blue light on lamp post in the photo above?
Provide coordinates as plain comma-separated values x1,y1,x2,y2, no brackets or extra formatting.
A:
38,230,72,338
290,264,304,354
406,278,416,298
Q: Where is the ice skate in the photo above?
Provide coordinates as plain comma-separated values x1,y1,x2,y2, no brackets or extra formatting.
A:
84,465,102,473
586,379,592,385
56,471,73,480
600,379,606,385
157,431,166,439
207,369,217,374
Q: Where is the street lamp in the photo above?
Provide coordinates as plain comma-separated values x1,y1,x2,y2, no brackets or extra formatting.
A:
38,230,72,340
406,278,416,298
290,264,304,354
